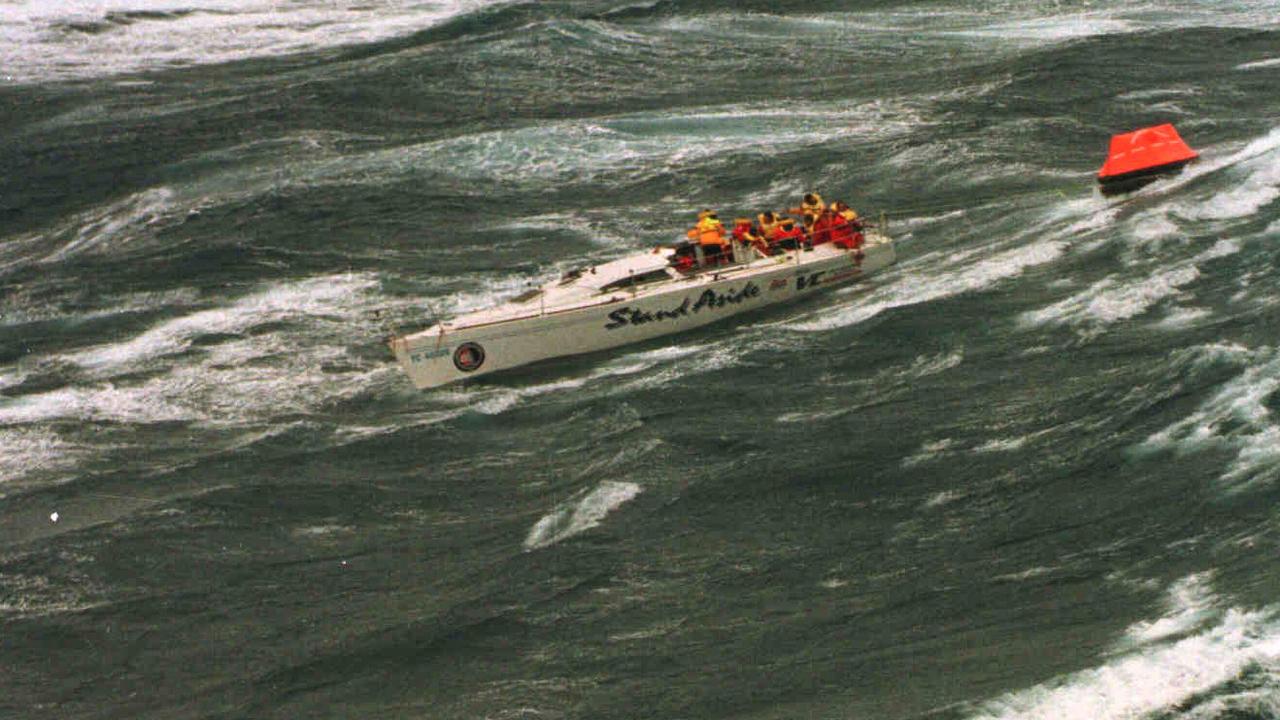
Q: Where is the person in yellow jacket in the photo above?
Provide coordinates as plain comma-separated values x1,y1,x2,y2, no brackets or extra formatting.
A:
686,209,727,249
831,200,859,223
757,210,783,240
789,192,825,217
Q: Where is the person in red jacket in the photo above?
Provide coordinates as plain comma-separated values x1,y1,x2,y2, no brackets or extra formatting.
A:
810,211,839,246
828,201,865,249
731,217,772,257
771,217,805,251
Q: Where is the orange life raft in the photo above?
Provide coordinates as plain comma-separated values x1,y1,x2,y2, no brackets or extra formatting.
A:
1097,123,1199,195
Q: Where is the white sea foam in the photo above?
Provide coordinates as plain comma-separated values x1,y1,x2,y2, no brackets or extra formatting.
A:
923,489,964,509
43,187,178,262
1122,573,1219,647
0,1,511,83
788,240,1065,332
367,98,921,190
776,408,847,424
1237,57,1280,70
968,575,1280,720
1184,688,1280,720
1029,220,1239,329
1138,345,1280,486
1116,86,1202,102
1129,212,1181,243
0,272,389,430
0,572,109,618
292,524,355,538
942,13,1134,43
0,428,83,486
1158,126,1280,212
991,566,1056,582
0,288,200,328
0,383,193,425
1175,145,1280,221
905,351,964,378
489,212,635,250
973,435,1030,453
524,481,641,551
0,358,387,427
662,4,1277,51
66,273,376,374
902,438,956,468
1153,306,1212,330
0,188,187,275
1020,265,1200,330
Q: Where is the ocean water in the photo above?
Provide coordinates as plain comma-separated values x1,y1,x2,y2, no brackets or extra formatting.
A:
3,1,1280,718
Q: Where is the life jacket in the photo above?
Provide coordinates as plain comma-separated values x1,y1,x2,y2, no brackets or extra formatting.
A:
699,217,727,246
800,193,825,217
686,217,727,247
772,225,804,248
757,213,782,240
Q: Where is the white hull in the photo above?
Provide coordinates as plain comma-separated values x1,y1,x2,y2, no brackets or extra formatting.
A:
391,234,895,389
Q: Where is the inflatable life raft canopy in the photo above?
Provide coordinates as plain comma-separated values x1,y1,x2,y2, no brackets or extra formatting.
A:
1097,123,1199,195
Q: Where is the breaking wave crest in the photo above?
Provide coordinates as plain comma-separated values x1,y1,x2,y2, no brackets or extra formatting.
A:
968,574,1280,720
524,481,641,550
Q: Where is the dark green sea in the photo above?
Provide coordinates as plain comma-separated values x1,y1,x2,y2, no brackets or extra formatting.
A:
3,1,1280,718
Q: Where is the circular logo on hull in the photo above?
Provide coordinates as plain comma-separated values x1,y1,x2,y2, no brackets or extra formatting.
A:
453,342,486,372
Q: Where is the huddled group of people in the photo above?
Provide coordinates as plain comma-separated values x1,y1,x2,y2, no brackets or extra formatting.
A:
679,192,865,268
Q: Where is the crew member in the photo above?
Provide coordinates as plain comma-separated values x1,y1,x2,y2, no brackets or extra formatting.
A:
734,219,771,256
790,192,825,217
757,210,783,240
687,209,728,262
772,217,805,251
802,212,820,241
810,211,837,246
828,201,864,249
831,200,860,224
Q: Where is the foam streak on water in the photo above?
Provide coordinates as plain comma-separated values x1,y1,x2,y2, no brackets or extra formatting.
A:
0,0,512,84
524,481,642,550
968,576,1280,720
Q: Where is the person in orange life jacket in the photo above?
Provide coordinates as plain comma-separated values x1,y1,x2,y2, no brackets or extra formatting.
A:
831,200,861,225
757,210,783,241
772,217,805,251
803,192,826,216
789,192,825,218
686,209,728,263
686,210,727,246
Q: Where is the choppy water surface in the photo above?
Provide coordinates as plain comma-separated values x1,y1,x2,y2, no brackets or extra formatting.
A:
3,1,1280,718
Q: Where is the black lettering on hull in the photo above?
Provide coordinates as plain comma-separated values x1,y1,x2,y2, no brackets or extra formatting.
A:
603,282,760,330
